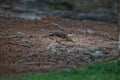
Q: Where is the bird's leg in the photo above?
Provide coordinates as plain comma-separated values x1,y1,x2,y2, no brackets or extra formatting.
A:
57,40,61,44
54,36,62,44
56,39,62,44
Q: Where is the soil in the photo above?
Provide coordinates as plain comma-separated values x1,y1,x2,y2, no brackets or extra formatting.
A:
0,16,119,77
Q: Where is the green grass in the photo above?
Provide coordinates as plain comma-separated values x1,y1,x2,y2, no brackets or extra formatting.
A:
1,59,120,80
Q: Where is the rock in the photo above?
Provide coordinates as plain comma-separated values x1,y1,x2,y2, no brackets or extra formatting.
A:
16,32,25,36
72,47,90,54
47,43,66,55
89,47,105,60
67,34,74,37
20,12,41,20
90,50,104,58
81,29,96,34
88,47,100,51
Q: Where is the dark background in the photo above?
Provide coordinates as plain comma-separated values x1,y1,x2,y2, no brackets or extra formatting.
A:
0,0,118,23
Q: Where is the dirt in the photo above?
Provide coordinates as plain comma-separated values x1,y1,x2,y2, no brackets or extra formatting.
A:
0,16,119,77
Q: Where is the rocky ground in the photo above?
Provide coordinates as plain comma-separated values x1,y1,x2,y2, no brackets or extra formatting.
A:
0,14,119,77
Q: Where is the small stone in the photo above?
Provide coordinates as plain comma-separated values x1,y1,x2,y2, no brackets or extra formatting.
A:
90,50,104,58
16,32,25,35
47,43,66,55
81,29,96,34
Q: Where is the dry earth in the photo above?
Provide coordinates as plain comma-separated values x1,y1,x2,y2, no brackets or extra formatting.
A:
0,16,119,77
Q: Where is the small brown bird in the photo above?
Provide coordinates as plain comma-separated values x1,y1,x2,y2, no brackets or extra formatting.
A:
42,23,74,44
42,32,74,44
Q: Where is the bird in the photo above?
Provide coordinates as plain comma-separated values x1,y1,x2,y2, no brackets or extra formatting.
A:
42,32,74,44
42,23,74,44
